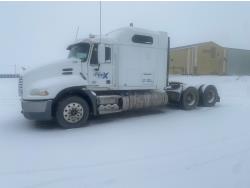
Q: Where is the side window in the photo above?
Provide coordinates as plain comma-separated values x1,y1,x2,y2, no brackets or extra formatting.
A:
105,46,111,62
132,35,153,44
90,44,98,65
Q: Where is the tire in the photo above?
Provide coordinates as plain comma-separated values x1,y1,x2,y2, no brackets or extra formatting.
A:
200,85,218,107
56,96,89,128
181,87,199,110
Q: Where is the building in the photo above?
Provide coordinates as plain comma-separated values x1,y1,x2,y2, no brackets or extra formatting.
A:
170,41,250,75
170,41,226,75
225,48,250,75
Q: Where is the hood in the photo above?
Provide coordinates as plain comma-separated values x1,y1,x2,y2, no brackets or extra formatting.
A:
23,58,80,80
21,58,86,100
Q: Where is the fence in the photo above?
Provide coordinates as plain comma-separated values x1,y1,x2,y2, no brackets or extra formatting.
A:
0,74,20,78
2,64,28,77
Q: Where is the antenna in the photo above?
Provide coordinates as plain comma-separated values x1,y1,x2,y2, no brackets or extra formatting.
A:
75,26,79,41
99,0,102,43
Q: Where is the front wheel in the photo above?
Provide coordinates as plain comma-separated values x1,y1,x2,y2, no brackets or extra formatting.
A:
56,96,89,128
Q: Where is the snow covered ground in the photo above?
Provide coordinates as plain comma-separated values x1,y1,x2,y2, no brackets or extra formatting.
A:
0,76,250,188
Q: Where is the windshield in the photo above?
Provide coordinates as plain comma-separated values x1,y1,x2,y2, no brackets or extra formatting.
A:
68,43,90,62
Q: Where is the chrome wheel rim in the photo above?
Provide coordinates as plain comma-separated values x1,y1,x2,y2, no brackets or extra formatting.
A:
186,93,196,106
207,90,216,103
63,102,84,123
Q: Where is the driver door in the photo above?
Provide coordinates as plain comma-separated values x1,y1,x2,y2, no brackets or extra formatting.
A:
88,44,113,88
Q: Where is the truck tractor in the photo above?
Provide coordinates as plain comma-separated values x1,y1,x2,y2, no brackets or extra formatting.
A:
18,27,220,128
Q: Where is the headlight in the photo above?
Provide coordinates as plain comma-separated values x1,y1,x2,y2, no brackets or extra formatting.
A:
30,89,49,96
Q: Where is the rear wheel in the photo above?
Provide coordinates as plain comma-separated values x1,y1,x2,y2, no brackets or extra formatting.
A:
56,96,89,128
181,87,199,110
200,85,218,107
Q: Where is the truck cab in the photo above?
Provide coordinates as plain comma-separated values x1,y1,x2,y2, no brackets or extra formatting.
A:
19,27,219,128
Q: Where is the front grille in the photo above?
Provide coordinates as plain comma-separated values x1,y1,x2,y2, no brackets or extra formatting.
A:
18,76,23,97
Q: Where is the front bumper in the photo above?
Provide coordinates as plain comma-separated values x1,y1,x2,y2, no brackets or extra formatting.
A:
21,100,53,120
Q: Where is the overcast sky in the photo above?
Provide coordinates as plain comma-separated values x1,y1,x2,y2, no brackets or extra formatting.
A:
0,1,250,72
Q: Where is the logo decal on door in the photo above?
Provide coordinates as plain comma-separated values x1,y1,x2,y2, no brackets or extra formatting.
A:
94,72,109,79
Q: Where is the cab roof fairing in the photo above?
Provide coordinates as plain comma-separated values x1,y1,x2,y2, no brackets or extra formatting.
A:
66,27,168,50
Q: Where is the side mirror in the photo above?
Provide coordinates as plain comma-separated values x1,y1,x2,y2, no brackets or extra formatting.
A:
98,44,105,64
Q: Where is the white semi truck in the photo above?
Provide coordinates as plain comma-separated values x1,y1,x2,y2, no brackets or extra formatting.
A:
19,27,220,128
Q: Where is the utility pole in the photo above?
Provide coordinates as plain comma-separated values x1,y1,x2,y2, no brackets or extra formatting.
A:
75,26,79,41
99,0,102,43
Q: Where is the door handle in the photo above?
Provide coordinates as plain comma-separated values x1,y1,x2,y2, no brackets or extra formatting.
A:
94,64,100,71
